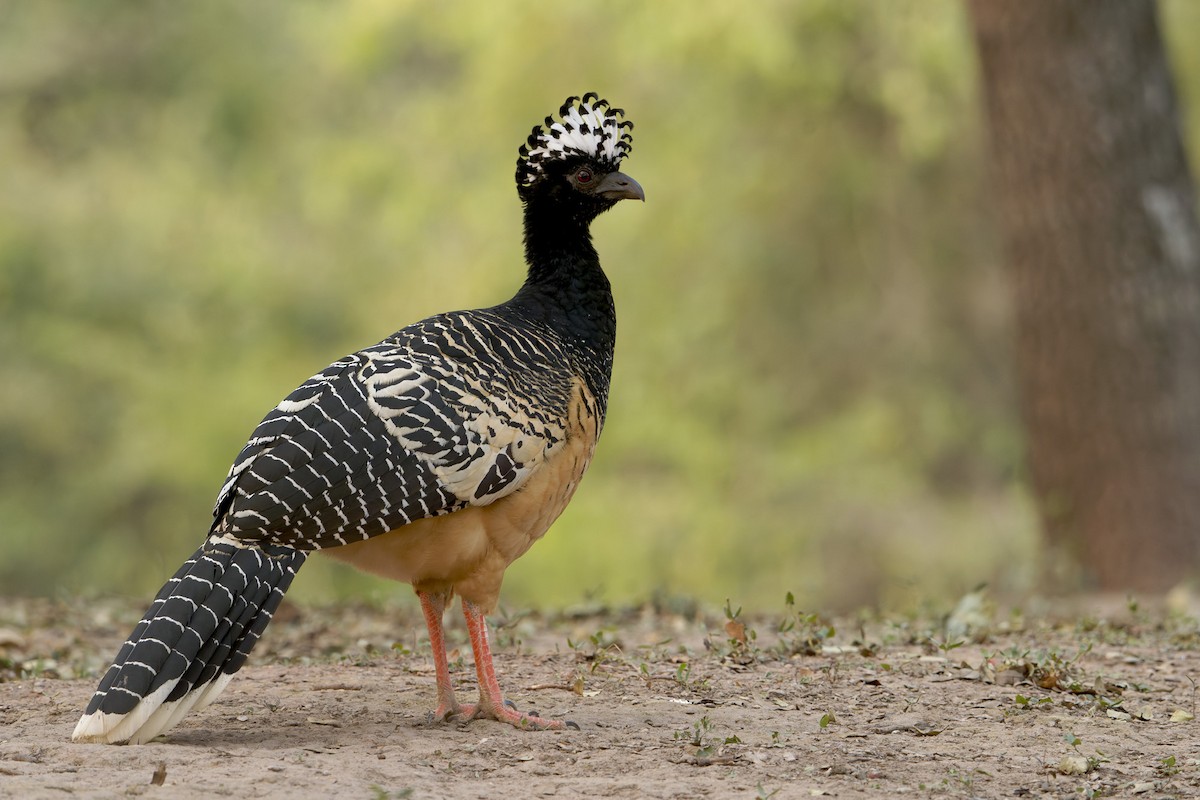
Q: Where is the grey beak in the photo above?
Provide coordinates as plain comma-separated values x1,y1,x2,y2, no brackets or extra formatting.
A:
594,171,645,202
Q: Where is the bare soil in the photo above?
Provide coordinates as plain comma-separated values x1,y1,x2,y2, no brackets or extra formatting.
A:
2,595,1198,799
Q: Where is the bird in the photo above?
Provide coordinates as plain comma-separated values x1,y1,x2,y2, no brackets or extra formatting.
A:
72,92,642,744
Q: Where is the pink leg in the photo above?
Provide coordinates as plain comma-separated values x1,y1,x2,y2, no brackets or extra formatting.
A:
461,599,565,730
418,590,476,721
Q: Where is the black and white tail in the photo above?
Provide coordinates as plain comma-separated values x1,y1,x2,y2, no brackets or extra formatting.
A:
72,536,306,744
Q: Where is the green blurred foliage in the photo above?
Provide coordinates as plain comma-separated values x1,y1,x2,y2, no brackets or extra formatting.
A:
2,1,1197,611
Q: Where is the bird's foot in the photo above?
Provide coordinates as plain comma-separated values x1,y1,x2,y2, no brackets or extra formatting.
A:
469,698,579,731
432,699,527,724
431,699,563,729
432,700,477,722
473,702,566,731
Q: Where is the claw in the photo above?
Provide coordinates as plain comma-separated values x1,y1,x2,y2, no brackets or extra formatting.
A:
431,701,479,724
566,720,581,731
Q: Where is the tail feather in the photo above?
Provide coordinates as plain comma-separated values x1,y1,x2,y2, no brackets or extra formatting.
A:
73,536,306,744
169,546,277,700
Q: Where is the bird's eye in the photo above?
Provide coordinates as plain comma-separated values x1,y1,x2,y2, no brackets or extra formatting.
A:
576,168,594,185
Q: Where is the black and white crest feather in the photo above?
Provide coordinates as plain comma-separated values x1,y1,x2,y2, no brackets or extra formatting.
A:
516,92,634,188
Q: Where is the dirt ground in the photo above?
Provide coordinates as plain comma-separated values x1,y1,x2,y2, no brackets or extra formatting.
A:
2,594,1198,799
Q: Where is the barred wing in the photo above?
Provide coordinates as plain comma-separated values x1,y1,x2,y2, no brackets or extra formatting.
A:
211,313,576,550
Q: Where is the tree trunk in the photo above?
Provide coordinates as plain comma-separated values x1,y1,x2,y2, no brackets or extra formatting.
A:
968,0,1200,591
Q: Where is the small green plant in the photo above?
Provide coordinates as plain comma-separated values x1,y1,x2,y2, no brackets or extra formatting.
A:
1013,693,1052,710
1063,732,1109,773
368,787,413,800
1035,644,1092,691
567,626,623,673
944,767,974,790
674,714,715,755
673,714,742,759
720,599,758,663
633,651,710,695
988,643,1092,692
777,592,835,657
929,637,965,656
755,784,781,799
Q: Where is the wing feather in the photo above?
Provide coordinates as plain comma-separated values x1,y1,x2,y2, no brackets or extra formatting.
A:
211,311,578,551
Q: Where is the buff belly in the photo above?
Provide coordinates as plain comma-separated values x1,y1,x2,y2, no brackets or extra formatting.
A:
324,380,599,613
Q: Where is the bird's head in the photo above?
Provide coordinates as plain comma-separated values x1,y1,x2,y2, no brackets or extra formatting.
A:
516,93,644,221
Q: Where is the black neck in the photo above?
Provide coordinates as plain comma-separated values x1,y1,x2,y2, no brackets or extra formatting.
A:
508,199,617,410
